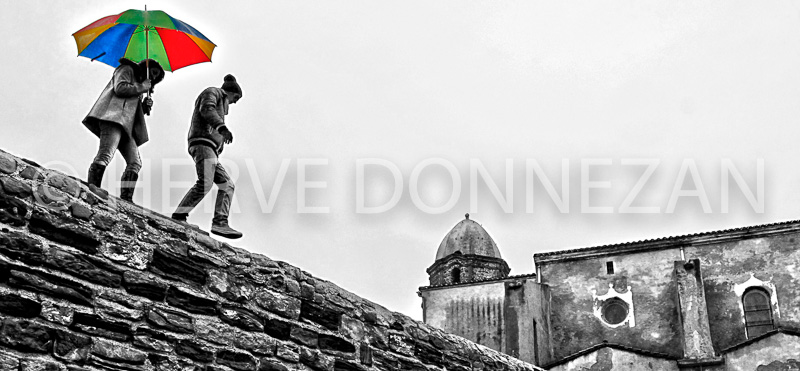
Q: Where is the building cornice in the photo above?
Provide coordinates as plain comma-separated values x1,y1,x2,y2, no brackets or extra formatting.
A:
541,341,680,369
534,219,800,265
426,252,509,274
418,273,537,292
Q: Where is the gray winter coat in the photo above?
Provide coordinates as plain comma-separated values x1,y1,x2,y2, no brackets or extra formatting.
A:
83,59,148,146
187,87,229,154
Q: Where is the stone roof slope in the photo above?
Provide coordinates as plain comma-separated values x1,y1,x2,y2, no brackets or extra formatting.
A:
0,149,542,371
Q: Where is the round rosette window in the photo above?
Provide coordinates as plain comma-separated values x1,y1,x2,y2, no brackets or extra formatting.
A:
601,298,629,325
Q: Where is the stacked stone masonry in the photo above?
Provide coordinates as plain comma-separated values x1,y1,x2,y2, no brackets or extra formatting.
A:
0,149,540,371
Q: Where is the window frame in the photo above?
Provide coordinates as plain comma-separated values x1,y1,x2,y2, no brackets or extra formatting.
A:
742,287,774,339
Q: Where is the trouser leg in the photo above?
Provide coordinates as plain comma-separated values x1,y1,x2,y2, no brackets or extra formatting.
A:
89,123,121,186
93,123,122,166
118,135,142,202
174,146,218,216
212,163,235,225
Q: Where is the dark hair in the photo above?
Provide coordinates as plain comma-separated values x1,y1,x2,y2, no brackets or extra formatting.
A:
138,59,165,85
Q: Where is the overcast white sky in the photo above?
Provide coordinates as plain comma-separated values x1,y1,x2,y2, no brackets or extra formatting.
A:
3,0,800,320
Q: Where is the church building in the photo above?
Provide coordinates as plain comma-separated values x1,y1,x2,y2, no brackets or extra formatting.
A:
418,214,800,370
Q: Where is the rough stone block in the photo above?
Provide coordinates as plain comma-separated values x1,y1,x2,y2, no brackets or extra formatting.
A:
219,305,264,332
300,347,335,371
0,178,32,200
46,249,122,288
188,248,228,268
0,293,41,318
387,332,414,357
123,271,168,301
263,315,293,341
98,289,147,310
99,241,152,271
275,342,300,363
340,316,365,342
96,298,144,321
69,312,132,342
0,231,46,266
53,329,92,363
0,189,28,227
333,359,367,371
19,166,44,181
19,359,66,371
90,338,147,368
290,326,318,348
234,330,277,356
35,185,69,207
0,319,54,353
300,282,315,300
0,153,16,174
132,327,174,353
208,270,254,303
69,203,93,221
366,325,388,350
216,350,257,371
92,213,115,231
0,352,19,371
414,341,444,367
47,174,81,197
146,306,194,334
175,339,215,362
300,301,342,331
8,269,93,306
166,286,217,315
150,248,207,286
195,317,235,345
148,354,198,371
319,334,355,354
254,290,301,320
28,210,100,254
258,359,289,371
40,301,74,326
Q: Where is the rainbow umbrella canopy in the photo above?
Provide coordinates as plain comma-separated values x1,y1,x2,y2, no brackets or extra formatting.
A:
72,9,215,72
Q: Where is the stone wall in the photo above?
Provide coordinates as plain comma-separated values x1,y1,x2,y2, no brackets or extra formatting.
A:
723,332,800,371
0,149,540,371
686,234,800,352
421,283,507,354
537,248,684,361
546,346,679,371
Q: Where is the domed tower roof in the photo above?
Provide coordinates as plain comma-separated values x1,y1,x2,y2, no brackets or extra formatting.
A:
435,214,502,261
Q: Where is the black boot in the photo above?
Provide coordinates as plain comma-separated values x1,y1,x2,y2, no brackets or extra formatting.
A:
87,163,106,187
120,170,139,202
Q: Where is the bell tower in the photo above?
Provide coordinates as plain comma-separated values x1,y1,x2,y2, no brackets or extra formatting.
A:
427,214,510,286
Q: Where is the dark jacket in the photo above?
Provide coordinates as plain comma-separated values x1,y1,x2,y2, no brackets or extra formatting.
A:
83,58,149,146
188,87,230,154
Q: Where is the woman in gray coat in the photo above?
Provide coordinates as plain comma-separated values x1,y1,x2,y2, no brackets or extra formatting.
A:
83,58,164,202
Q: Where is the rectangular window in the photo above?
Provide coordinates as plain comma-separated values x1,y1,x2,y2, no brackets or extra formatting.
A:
606,262,615,275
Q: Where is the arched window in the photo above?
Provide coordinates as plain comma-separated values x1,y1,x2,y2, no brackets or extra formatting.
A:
451,267,461,284
743,288,774,338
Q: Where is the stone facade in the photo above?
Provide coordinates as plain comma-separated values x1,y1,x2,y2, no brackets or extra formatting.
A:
0,148,540,371
420,216,800,369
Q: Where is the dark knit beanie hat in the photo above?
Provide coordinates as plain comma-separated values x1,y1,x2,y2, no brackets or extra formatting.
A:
221,74,242,96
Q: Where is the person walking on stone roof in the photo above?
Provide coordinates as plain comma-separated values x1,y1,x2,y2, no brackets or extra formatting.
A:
83,58,165,203
171,74,244,239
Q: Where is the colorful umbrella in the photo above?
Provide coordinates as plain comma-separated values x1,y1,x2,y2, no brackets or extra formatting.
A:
72,9,215,72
